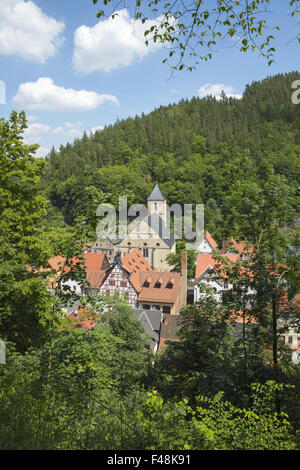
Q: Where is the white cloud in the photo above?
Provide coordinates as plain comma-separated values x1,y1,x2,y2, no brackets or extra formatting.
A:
0,0,65,63
73,9,163,73
23,122,51,146
34,146,50,158
90,125,104,134
22,121,50,158
198,83,242,100
13,77,119,111
53,122,84,138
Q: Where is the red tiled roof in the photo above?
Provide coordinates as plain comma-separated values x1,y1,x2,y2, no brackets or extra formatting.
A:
121,248,153,292
46,253,108,290
122,248,152,274
138,271,182,303
84,253,106,271
48,255,70,273
203,231,218,250
195,253,240,279
68,307,98,331
221,238,253,255
86,270,106,289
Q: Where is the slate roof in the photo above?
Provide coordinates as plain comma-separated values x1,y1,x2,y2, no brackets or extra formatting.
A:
147,183,166,201
133,308,163,351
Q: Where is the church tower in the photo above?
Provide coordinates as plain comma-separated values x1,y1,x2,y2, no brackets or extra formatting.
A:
147,183,167,224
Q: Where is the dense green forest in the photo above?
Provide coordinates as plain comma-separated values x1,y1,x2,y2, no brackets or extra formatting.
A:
43,71,300,243
0,73,300,450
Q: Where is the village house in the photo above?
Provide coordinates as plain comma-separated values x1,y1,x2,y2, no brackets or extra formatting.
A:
98,249,187,315
47,252,110,295
196,231,219,254
192,232,300,364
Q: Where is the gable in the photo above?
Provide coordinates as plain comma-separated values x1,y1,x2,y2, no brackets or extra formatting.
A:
98,263,138,305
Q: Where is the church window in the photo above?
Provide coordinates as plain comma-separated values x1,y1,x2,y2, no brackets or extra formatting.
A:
143,248,149,257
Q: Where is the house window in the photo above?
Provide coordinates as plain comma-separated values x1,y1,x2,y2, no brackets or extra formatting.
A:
120,281,127,287
163,306,171,314
109,280,115,286
153,305,161,310
288,336,293,344
143,304,150,310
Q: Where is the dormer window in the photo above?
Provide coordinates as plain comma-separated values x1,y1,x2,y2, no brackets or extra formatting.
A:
143,281,150,288
166,281,173,289
154,281,161,288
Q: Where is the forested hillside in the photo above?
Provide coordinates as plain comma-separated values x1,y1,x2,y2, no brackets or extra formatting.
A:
42,71,300,241
1,73,300,450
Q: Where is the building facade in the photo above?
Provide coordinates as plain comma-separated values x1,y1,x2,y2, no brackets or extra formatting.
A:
90,184,176,271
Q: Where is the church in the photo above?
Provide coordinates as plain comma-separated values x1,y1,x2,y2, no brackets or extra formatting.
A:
90,184,176,271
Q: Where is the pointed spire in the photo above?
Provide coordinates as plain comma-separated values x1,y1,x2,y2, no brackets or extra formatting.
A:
147,183,166,201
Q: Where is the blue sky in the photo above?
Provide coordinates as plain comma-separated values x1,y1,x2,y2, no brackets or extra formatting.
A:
0,0,299,158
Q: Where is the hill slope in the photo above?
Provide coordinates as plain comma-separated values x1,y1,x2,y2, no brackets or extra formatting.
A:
42,71,300,241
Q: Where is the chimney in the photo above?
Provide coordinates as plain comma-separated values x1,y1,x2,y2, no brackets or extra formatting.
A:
181,252,187,306
113,250,122,265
